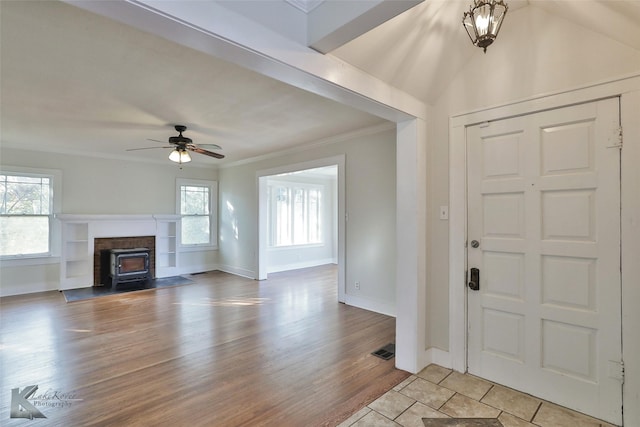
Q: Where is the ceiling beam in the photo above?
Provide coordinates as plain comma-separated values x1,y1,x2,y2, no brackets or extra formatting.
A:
308,0,423,53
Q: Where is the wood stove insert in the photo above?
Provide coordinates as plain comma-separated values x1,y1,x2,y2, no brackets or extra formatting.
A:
108,248,150,288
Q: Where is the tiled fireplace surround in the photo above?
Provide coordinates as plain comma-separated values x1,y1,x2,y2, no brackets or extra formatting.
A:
93,236,156,286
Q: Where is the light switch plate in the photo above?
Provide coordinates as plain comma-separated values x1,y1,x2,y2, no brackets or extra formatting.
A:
439,206,449,220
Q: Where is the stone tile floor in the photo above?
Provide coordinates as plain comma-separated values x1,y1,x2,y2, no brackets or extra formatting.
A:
338,364,617,427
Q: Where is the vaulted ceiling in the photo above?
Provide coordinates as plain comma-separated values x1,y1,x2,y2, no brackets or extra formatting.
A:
1,0,639,167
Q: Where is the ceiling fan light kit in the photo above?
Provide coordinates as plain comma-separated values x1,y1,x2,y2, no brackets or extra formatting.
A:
462,0,508,53
169,148,192,164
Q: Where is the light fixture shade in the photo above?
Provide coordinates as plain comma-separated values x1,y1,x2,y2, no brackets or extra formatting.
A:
169,148,192,163
463,0,508,52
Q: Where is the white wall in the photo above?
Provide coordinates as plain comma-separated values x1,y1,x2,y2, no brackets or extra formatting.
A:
427,4,640,352
0,148,219,296
218,127,397,314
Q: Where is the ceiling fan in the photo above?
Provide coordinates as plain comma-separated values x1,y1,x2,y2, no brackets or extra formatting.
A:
127,125,225,163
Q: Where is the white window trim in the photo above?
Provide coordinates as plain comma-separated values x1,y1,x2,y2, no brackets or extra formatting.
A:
269,243,325,251
0,166,62,265
176,178,218,251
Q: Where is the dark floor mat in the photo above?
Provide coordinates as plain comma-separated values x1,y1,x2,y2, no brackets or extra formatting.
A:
423,419,503,427
62,276,194,302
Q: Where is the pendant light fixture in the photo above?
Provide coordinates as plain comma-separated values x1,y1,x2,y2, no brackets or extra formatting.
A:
462,0,508,53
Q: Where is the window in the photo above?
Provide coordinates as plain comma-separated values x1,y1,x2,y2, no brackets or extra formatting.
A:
177,179,217,248
268,183,323,247
0,169,59,258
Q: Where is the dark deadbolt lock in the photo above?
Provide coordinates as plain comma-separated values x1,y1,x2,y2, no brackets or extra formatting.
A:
468,268,480,291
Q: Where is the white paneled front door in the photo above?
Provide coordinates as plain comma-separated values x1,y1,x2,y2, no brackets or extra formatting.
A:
466,98,622,425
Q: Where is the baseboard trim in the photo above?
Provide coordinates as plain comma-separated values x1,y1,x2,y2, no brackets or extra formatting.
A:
178,263,219,277
425,347,453,371
1,281,59,298
267,259,335,274
215,264,256,280
344,294,395,317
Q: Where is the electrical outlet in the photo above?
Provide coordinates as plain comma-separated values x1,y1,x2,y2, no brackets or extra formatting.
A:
355,281,360,290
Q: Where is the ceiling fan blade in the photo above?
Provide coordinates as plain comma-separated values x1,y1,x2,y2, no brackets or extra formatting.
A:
147,138,171,144
126,146,173,151
196,143,222,150
189,146,225,159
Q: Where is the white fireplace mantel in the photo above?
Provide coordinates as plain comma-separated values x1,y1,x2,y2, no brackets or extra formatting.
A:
58,214,181,290
56,214,180,223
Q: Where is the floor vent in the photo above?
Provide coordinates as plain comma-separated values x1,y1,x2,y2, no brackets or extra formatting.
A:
372,343,395,360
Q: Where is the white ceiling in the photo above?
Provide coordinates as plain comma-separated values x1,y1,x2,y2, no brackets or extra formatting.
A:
0,1,388,167
331,0,640,102
1,0,639,168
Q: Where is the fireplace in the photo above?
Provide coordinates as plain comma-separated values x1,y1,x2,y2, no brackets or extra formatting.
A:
94,236,155,286
58,215,179,291
108,248,150,288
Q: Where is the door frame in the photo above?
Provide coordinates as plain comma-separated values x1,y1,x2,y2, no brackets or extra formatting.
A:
449,74,640,425
257,155,346,302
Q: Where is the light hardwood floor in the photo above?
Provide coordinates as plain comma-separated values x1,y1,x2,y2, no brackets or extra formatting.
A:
0,265,408,426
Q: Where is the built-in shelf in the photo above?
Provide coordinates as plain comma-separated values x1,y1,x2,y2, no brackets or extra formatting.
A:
156,252,177,269
66,241,88,260
155,219,179,275
64,222,88,241
65,259,90,278
61,223,90,288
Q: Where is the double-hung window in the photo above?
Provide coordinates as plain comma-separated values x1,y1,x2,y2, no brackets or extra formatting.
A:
0,168,60,258
268,182,323,247
177,179,217,249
